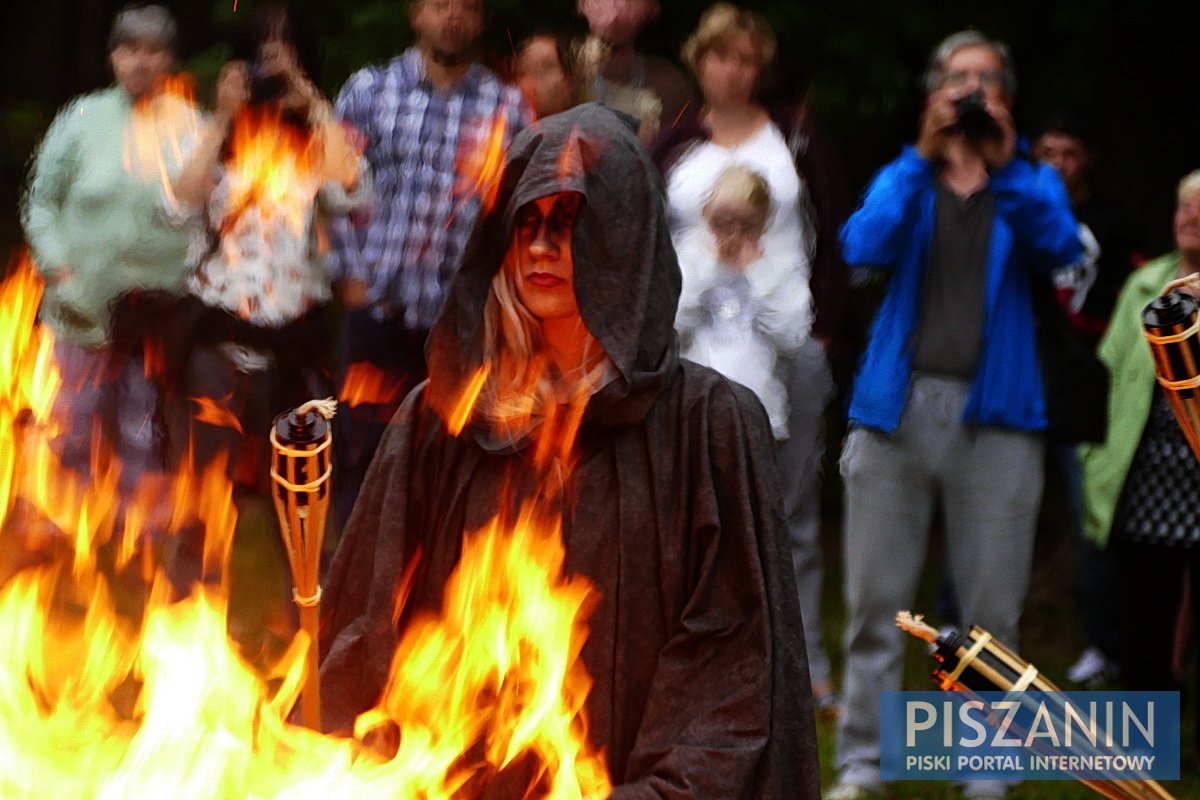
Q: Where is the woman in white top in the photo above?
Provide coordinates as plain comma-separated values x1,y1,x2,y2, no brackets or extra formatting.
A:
653,2,838,716
664,6,814,326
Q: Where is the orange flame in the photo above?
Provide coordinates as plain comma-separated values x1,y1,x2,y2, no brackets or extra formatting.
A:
455,112,509,219
447,364,490,436
223,107,321,239
141,332,168,385
190,395,244,435
556,128,585,185
337,362,405,408
122,74,201,209
353,358,612,797
359,508,611,799
0,251,613,798
0,252,61,535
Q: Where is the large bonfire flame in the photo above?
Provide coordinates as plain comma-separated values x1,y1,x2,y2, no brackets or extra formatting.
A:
0,249,611,796
222,107,322,240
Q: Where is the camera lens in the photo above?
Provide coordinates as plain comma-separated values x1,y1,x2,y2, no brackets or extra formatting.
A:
953,91,998,143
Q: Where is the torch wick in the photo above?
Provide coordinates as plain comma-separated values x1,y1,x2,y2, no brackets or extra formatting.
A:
296,397,338,420
895,611,940,644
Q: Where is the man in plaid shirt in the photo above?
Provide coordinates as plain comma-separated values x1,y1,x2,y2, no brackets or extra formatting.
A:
329,0,531,529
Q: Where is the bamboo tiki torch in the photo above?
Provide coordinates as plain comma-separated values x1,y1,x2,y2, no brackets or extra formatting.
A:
270,397,336,731
1142,288,1200,463
897,612,1175,800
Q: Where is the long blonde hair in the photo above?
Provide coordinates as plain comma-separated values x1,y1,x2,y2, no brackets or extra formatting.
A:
476,245,602,436
479,247,551,424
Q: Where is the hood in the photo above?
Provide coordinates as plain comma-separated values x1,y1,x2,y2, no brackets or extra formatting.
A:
426,102,683,429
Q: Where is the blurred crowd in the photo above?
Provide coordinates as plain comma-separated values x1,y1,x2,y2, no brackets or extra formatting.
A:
17,0,1200,797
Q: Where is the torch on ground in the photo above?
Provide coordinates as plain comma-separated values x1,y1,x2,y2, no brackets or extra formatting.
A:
897,611,1176,800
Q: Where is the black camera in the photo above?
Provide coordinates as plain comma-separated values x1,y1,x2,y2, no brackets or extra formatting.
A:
953,90,1001,143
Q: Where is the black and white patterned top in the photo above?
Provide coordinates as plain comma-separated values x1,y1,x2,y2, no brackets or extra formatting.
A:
1112,386,1200,548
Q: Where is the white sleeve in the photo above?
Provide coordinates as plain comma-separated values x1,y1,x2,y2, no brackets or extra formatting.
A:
746,254,812,355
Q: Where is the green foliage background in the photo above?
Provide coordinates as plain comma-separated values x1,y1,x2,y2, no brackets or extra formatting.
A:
3,0,1199,253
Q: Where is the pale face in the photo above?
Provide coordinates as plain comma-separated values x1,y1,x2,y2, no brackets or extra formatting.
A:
1175,191,1200,260
1033,132,1091,199
705,198,764,267
938,44,1008,107
697,31,760,108
411,0,484,64
510,193,584,322
578,0,656,48
110,38,172,99
515,36,574,119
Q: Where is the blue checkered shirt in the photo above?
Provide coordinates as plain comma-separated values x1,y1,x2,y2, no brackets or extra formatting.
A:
329,48,531,330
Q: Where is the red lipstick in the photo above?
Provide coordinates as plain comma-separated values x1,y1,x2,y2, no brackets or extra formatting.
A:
526,272,565,288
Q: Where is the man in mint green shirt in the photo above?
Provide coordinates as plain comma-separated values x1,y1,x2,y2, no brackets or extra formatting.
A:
20,4,195,486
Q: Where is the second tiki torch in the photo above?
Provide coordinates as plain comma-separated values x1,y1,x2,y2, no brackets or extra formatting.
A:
270,397,337,731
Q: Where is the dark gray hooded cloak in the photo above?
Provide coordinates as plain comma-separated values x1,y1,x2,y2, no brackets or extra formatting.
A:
319,103,819,800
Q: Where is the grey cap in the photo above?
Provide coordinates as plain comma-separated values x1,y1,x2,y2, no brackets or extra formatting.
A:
108,4,178,52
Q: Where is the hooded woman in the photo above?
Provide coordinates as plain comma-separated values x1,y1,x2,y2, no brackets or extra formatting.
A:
319,103,818,799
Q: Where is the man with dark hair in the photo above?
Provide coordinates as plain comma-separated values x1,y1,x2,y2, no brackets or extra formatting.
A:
1033,111,1145,342
327,0,531,531
829,31,1081,800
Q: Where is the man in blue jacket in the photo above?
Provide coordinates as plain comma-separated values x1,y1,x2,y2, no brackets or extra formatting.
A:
828,31,1081,800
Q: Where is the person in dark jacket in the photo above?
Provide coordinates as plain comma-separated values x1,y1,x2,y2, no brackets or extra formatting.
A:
319,103,819,799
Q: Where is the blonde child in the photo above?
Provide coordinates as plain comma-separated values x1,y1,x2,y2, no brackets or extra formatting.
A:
675,164,810,439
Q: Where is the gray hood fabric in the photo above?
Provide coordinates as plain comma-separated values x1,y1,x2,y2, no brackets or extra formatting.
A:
320,103,819,800
426,103,681,430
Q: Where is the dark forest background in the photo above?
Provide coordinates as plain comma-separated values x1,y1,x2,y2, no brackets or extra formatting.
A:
2,0,1199,257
